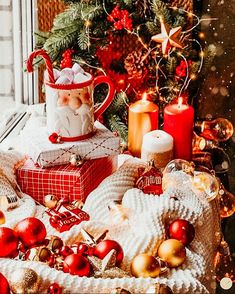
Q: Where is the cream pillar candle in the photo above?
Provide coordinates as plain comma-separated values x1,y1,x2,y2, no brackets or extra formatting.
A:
141,130,173,169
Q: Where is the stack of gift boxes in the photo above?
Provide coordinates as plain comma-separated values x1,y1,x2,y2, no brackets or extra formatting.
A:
16,121,119,205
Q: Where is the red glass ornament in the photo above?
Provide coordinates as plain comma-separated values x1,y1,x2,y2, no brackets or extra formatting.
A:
93,240,124,266
47,283,62,294
60,246,74,258
0,273,10,294
63,254,90,276
169,219,195,246
14,217,47,248
0,227,19,258
48,254,56,268
135,160,163,195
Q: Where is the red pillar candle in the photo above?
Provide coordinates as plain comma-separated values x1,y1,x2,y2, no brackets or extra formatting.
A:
128,93,159,157
163,98,194,161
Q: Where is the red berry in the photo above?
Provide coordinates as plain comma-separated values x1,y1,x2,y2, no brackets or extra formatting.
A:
114,21,123,30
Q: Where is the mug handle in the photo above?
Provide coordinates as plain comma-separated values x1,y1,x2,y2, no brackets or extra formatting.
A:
93,75,115,121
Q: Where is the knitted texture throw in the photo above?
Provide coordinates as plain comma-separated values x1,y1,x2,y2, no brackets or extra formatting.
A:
0,158,221,293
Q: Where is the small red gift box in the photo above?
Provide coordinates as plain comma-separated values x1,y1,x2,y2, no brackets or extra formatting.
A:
16,156,117,204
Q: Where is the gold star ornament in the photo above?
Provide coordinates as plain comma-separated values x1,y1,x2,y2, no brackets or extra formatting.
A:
151,20,183,55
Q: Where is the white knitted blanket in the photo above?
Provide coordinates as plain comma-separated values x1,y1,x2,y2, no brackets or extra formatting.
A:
0,157,221,294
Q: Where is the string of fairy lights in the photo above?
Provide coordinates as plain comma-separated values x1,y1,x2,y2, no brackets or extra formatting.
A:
80,1,218,103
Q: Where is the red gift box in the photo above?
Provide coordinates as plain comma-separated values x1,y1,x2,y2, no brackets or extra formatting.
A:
16,156,117,204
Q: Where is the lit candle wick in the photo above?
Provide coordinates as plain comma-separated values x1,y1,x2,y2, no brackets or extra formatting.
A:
177,97,183,109
142,92,148,102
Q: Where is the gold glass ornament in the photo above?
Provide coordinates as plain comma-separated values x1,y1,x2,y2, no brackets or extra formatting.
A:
9,268,40,294
157,239,186,268
0,210,5,225
218,183,235,218
44,194,58,209
130,253,161,278
195,118,234,142
192,171,220,201
214,240,235,282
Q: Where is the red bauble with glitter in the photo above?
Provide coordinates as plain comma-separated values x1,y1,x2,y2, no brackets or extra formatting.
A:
0,273,10,294
0,227,19,258
63,254,90,276
93,240,124,265
47,283,62,294
169,219,195,246
14,217,47,248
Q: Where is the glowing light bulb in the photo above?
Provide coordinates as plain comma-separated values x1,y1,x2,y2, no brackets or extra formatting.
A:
192,132,219,151
195,118,234,142
218,182,235,218
214,240,235,282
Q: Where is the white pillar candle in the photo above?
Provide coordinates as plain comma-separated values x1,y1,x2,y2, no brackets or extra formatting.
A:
141,130,174,169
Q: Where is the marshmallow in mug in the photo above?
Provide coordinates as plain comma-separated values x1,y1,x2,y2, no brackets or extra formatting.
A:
141,130,174,169
44,68,61,82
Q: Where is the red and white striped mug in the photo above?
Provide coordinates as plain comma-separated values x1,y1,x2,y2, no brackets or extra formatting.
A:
27,50,115,142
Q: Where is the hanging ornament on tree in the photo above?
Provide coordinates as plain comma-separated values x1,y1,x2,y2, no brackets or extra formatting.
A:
14,217,47,248
0,227,19,258
0,273,10,294
135,160,163,195
151,19,183,55
130,253,161,278
9,268,40,294
169,219,195,246
157,239,186,268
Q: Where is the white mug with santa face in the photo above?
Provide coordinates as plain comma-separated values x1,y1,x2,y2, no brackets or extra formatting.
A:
45,73,115,141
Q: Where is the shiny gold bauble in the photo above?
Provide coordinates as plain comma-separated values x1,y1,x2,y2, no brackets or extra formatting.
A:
158,239,186,268
10,268,40,293
130,253,161,278
43,194,58,209
0,210,5,225
110,288,131,294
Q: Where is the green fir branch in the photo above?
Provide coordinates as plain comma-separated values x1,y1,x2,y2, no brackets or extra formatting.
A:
151,0,172,24
77,30,89,50
107,92,129,115
106,114,128,144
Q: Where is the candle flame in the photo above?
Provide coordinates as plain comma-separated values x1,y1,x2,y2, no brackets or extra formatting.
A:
142,92,148,101
178,97,183,109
